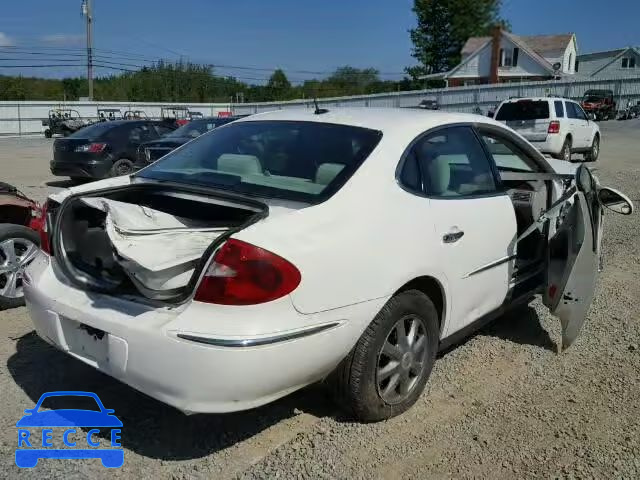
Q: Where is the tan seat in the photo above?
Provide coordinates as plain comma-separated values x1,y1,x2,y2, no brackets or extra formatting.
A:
217,154,263,176
315,163,345,185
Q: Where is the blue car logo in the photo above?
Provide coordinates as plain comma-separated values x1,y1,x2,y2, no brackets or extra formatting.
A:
15,391,123,468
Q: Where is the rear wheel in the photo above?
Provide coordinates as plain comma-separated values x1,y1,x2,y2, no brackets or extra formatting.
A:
110,158,135,177
585,135,600,162
556,137,572,162
0,225,40,310
330,290,439,421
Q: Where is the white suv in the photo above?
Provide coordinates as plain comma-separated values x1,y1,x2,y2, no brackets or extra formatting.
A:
494,97,600,162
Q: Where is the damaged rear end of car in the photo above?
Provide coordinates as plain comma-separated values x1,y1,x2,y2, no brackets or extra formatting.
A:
50,182,269,304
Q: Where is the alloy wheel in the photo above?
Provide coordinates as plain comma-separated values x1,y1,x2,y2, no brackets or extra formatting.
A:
376,315,428,404
0,238,38,299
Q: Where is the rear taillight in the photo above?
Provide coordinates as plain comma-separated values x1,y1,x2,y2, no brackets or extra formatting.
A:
35,202,51,255
548,121,560,134
75,143,107,153
194,239,301,305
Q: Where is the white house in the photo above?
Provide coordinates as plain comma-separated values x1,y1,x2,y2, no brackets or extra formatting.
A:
576,47,640,78
423,28,578,87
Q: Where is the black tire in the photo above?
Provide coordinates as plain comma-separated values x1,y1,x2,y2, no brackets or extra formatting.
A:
110,158,135,177
556,137,572,162
44,129,52,138
329,290,439,422
0,224,40,310
585,135,600,162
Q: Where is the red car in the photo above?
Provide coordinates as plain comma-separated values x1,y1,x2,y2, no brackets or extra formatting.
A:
0,182,42,309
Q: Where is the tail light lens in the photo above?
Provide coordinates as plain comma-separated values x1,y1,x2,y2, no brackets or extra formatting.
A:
35,202,51,255
194,239,301,305
75,143,107,153
548,121,560,134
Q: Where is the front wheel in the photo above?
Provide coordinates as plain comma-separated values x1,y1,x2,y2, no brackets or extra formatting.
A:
44,129,52,138
330,290,439,421
585,136,600,162
0,225,40,310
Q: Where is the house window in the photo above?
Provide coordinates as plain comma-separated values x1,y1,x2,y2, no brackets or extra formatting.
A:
630,58,636,68
621,57,635,68
500,48,517,67
622,58,629,68
575,59,580,72
568,53,573,72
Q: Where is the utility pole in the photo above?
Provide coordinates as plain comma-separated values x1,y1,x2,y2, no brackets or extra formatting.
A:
82,0,94,100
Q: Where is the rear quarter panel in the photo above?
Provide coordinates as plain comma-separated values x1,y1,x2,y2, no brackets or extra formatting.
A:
233,140,451,317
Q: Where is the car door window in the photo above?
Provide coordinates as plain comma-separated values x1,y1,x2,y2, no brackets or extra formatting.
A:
573,103,588,121
154,124,174,137
401,126,498,197
565,101,578,119
554,100,564,118
129,124,156,143
479,133,536,172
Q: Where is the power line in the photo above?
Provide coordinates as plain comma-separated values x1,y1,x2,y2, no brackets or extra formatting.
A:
0,45,408,78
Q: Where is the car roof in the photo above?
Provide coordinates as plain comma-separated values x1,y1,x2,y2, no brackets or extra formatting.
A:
235,107,504,136
500,97,573,104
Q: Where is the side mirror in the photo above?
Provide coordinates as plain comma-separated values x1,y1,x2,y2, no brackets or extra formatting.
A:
588,113,596,121
598,187,634,215
576,165,596,194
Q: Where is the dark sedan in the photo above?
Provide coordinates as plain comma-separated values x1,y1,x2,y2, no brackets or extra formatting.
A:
135,116,244,168
50,120,176,181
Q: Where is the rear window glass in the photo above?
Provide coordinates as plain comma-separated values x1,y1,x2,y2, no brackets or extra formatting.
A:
495,101,550,121
136,121,382,203
68,121,115,140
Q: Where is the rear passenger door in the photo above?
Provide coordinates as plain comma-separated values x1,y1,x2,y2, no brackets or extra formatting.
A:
401,126,517,337
565,101,589,148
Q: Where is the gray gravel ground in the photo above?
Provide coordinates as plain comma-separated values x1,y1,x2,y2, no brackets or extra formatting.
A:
0,120,639,479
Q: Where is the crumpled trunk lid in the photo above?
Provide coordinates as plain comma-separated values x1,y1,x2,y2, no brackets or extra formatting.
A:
53,183,270,302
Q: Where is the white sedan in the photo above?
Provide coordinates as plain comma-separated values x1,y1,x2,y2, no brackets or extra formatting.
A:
24,108,632,421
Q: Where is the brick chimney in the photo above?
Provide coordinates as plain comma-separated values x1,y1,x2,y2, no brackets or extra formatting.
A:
489,25,502,84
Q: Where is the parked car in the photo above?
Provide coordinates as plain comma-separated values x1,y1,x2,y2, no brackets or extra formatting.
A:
580,90,616,121
26,109,632,422
50,120,177,181
42,109,89,138
494,97,600,162
135,116,243,168
0,182,41,309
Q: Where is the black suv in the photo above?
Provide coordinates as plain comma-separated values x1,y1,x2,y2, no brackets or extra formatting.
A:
50,120,176,181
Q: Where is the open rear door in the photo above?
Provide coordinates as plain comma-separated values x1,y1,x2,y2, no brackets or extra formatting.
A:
543,170,603,350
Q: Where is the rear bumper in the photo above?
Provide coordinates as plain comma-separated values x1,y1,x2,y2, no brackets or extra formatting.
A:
525,134,565,156
50,159,112,179
23,252,384,414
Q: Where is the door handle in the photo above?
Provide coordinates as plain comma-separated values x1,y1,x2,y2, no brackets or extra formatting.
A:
443,228,464,244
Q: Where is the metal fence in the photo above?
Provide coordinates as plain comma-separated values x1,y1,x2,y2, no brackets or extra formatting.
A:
3,74,640,136
232,74,640,116
0,101,232,136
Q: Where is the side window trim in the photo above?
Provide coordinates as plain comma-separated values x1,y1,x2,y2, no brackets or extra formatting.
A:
395,123,506,200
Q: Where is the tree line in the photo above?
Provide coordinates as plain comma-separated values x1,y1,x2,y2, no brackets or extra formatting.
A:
0,0,506,103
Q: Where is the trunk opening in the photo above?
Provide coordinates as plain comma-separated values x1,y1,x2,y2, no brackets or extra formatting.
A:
53,183,267,303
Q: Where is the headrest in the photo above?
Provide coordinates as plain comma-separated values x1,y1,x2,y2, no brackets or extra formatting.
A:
217,154,262,176
315,163,345,185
